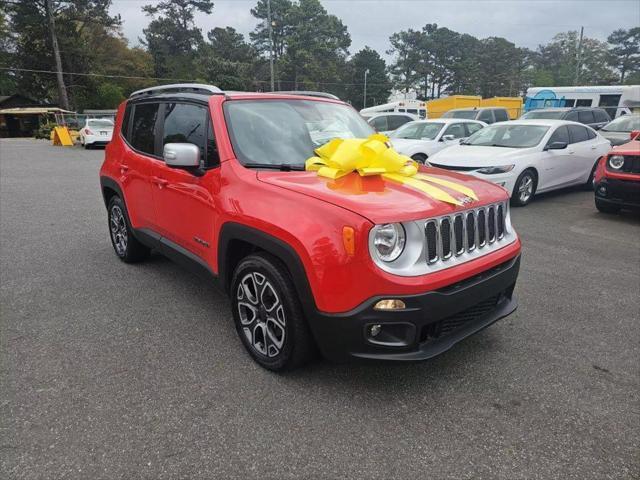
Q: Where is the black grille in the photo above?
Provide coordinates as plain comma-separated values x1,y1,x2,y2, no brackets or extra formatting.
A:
477,209,486,246
497,205,504,238
487,207,496,242
466,213,475,250
440,218,451,259
420,294,501,342
453,215,464,254
426,221,437,262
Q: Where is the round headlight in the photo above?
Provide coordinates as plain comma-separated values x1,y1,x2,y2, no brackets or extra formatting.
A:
373,223,406,262
609,155,625,170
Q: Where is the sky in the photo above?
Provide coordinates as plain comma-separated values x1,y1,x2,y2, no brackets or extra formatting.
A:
109,0,640,60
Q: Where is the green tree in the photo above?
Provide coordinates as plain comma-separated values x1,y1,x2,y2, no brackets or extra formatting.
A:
343,47,390,110
387,29,421,94
142,0,214,78
0,7,16,95
607,28,640,83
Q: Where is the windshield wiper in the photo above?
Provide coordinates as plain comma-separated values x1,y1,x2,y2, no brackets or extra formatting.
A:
243,163,305,171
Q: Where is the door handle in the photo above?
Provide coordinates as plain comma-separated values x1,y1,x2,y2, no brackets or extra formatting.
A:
568,150,575,154
152,176,168,188
590,145,597,149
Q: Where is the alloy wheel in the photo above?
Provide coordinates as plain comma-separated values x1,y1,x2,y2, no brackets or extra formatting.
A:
236,272,286,358
518,175,534,203
110,205,128,256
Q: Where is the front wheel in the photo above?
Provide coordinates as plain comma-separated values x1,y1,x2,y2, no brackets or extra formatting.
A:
511,170,536,207
230,253,316,371
411,153,428,164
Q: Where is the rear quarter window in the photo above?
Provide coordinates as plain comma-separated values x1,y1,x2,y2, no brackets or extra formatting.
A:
121,104,132,141
130,103,160,155
568,125,589,143
594,110,610,123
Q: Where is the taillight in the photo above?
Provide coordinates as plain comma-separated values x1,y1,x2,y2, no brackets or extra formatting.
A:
86,128,94,135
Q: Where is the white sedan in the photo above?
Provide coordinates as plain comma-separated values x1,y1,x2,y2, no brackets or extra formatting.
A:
79,118,114,148
428,119,611,206
389,119,486,163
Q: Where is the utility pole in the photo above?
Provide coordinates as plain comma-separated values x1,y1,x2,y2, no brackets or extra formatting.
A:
45,0,70,110
363,69,369,109
266,0,275,92
574,26,584,85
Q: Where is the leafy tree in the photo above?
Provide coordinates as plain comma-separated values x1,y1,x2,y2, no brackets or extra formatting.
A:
387,29,421,93
607,28,640,83
142,0,214,78
0,7,16,95
342,47,391,109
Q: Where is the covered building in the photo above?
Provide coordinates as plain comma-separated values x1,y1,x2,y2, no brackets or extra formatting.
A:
0,94,71,138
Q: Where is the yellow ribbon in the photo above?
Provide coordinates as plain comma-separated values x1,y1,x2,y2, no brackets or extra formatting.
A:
305,134,478,206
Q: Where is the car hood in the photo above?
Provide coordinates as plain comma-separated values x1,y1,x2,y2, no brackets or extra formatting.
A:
257,167,508,224
429,145,531,167
602,131,631,146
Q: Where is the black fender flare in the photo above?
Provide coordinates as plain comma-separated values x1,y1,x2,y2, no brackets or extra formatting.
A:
217,222,318,317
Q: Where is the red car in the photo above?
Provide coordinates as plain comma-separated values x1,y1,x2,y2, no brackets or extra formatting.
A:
594,130,640,213
99,84,521,371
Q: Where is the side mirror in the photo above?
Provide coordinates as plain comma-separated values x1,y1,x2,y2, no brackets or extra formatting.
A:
441,134,456,142
630,130,640,141
544,141,568,151
163,143,200,168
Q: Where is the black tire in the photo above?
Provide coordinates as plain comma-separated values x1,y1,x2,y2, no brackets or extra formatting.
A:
411,153,428,164
230,252,317,371
583,160,599,190
595,197,620,214
107,195,150,263
511,169,537,207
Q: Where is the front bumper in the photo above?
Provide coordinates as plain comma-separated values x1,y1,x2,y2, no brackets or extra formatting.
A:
309,254,520,362
464,171,516,194
595,178,640,208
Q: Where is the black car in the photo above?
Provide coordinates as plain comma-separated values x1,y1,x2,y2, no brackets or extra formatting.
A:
520,107,611,130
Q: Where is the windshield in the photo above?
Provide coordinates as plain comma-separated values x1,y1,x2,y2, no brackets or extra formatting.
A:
464,124,549,148
442,110,477,119
88,119,114,128
224,99,374,167
602,115,640,132
390,122,443,140
521,110,566,120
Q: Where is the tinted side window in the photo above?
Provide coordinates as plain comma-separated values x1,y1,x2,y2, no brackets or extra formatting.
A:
547,126,570,145
130,103,160,155
163,103,207,163
443,123,466,139
465,123,483,136
565,111,579,122
206,120,219,167
568,125,589,143
121,103,132,141
370,116,388,131
478,110,493,123
388,115,412,130
586,128,596,140
593,109,610,123
578,110,594,124
494,109,509,122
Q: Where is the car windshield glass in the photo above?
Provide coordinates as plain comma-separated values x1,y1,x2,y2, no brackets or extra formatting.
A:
464,124,549,148
444,110,477,119
88,120,114,128
601,115,640,132
521,110,566,120
224,99,374,167
391,122,443,140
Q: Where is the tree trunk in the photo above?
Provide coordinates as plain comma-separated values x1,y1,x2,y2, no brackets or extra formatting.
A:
45,0,70,110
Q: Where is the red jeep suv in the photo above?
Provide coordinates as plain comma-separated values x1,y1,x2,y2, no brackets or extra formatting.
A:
99,84,522,371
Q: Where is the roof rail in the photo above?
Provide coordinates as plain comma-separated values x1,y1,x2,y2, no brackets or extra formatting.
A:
129,83,223,99
266,91,340,100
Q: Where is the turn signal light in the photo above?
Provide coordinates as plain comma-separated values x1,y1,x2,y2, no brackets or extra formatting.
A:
374,299,406,310
342,226,355,256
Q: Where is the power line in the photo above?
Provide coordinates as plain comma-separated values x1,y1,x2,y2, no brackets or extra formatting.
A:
0,66,394,87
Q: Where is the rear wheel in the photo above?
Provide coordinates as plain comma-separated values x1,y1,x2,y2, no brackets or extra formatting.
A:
511,169,537,207
230,252,316,371
107,196,150,262
595,197,620,214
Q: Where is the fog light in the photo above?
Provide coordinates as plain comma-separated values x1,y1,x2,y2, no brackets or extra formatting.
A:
374,299,406,310
598,185,607,197
370,324,382,337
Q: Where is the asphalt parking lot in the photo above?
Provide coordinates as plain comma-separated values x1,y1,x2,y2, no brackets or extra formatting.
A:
1,138,639,480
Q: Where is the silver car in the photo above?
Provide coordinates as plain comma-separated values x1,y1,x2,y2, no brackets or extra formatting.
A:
599,114,640,146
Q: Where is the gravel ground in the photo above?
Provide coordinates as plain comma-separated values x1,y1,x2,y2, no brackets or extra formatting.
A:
1,138,639,480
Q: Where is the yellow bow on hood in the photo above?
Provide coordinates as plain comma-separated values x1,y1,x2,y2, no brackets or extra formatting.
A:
305,134,477,206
